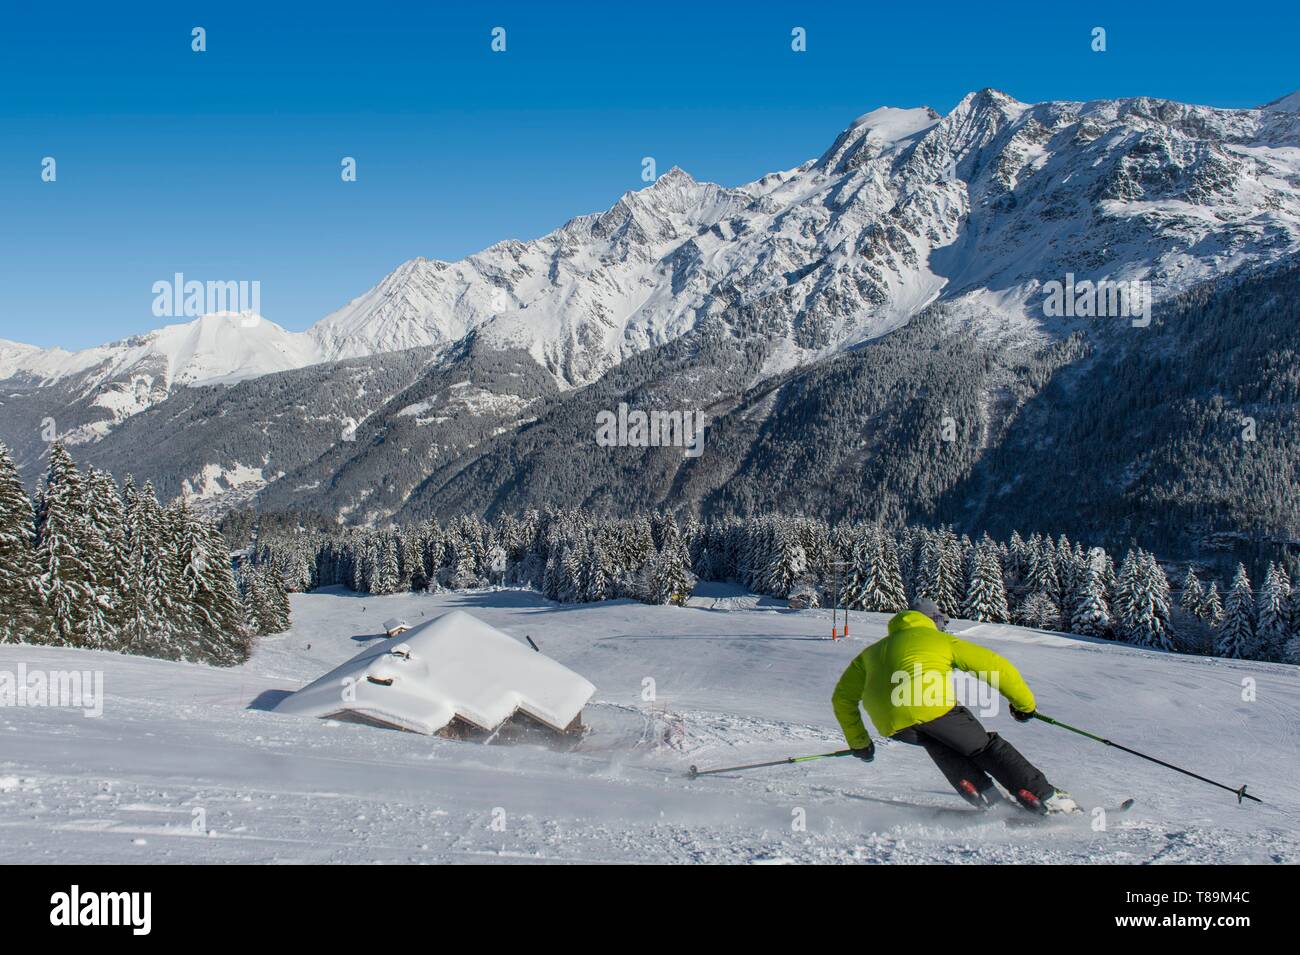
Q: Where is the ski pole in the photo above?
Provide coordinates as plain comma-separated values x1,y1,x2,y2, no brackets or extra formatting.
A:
1034,712,1261,804
686,750,855,779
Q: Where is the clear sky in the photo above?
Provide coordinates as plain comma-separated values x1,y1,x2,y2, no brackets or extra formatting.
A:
2,0,1297,349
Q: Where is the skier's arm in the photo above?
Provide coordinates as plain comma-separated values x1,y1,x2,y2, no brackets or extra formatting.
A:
831,654,873,749
948,636,1036,714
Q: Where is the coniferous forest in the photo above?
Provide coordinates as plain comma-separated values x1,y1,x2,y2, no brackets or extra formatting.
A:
0,442,285,664
5,440,1297,667
238,503,1300,665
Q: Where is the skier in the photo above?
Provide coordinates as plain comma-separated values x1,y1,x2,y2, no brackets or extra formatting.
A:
831,598,1079,814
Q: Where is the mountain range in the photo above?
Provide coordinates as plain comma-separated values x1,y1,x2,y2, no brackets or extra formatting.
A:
3,87,1299,554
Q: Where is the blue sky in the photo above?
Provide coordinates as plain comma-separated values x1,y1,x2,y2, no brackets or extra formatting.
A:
2,0,1297,349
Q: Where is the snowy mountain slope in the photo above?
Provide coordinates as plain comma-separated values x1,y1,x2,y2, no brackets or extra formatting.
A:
18,86,1296,404
1,589,1295,864
55,345,450,513
309,89,1300,386
0,313,321,390
1262,89,1300,112
6,88,1300,512
0,315,325,475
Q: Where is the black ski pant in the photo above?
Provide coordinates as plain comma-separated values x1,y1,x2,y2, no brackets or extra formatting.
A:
891,705,1053,804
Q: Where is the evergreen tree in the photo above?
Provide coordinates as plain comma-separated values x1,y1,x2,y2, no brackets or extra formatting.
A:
642,537,693,606
177,502,249,662
1120,552,1175,651
1216,564,1257,659
760,521,807,599
581,538,612,602
1200,580,1224,626
1256,562,1291,661
961,545,1009,623
1017,591,1061,630
32,444,99,646
81,468,128,648
243,565,290,636
1069,556,1111,637
871,533,909,613
123,482,176,654
916,531,961,619
0,442,41,643
1179,568,1205,620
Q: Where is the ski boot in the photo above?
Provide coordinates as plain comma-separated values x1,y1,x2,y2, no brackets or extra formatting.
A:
1015,787,1080,815
957,778,1000,810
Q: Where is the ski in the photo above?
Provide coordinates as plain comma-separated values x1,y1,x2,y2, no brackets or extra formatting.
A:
1004,797,1135,826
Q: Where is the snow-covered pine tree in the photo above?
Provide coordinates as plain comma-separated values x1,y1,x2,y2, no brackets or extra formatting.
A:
1069,553,1111,637
1123,552,1175,651
581,537,612,602
559,540,585,602
0,442,41,643
839,525,875,611
143,483,184,652
243,564,290,636
1017,591,1061,630
961,545,1009,623
32,444,100,646
873,533,909,613
1256,562,1291,661
366,534,398,595
1026,545,1061,610
1215,563,1257,659
199,516,250,663
1054,537,1083,623
896,526,918,601
1111,550,1139,634
80,468,129,648
938,530,964,618
541,544,562,601
161,499,203,658
641,535,694,606
915,530,961,619
174,501,248,663
1179,568,1205,620
761,520,807,599
1005,530,1029,585
1285,584,1300,663
119,478,156,649
1200,580,1223,626
682,515,704,570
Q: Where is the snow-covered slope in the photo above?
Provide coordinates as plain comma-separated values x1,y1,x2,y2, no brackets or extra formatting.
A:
0,313,321,388
0,314,325,454
310,90,1300,386
6,89,1300,466
275,609,595,734
1,588,1295,864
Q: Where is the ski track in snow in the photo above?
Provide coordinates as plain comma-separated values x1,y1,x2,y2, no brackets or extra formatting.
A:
1,587,1297,864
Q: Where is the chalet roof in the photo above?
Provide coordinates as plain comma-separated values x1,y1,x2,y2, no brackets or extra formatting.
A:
274,610,595,735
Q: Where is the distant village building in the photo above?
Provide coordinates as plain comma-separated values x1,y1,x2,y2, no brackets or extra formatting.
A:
275,610,595,745
382,617,411,638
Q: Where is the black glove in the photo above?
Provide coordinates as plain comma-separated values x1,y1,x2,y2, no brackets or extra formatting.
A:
849,742,875,762
1010,707,1035,723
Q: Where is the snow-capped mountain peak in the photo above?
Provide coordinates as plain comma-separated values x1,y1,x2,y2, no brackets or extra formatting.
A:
1262,89,1300,112
7,88,1300,445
